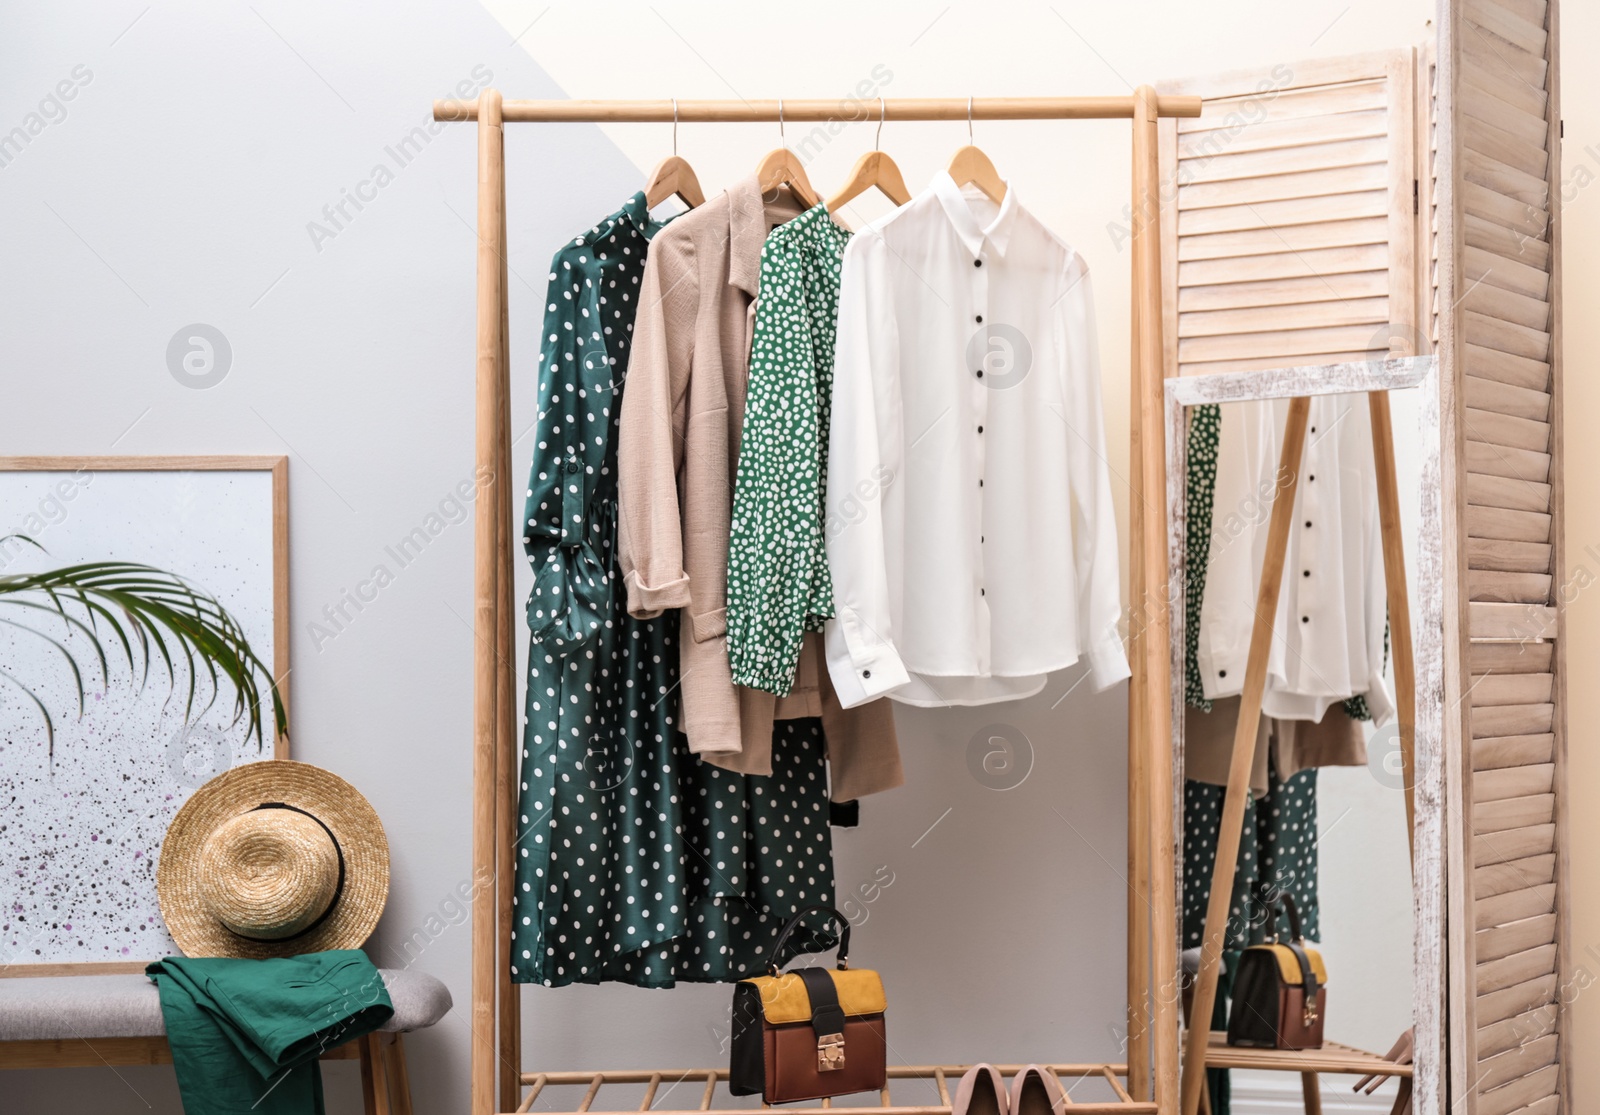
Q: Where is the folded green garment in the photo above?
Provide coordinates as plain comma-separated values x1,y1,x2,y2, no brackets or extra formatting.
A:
147,950,394,1115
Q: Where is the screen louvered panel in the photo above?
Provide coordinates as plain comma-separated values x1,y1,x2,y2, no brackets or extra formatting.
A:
1444,0,1568,1112
1159,52,1417,379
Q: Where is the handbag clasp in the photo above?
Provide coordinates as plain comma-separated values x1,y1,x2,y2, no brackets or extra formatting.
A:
817,1033,846,1072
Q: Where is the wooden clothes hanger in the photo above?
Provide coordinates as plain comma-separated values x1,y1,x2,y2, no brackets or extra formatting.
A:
946,96,1007,204
754,99,820,209
826,97,911,211
643,99,706,209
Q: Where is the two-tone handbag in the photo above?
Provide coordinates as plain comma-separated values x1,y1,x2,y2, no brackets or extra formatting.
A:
729,905,887,1104
1226,894,1328,1050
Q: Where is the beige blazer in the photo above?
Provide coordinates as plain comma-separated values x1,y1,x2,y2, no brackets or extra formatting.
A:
618,175,902,800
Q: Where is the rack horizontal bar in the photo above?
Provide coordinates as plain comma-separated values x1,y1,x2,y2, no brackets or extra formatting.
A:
506,1063,1156,1115
432,94,1203,124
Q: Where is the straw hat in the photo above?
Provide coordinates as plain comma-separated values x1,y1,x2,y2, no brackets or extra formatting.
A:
157,761,389,959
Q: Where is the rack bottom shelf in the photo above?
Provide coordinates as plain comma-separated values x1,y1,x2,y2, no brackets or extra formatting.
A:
1199,1032,1413,1077
510,1063,1157,1115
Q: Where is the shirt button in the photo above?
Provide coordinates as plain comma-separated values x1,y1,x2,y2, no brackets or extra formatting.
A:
1303,570,1311,577
1301,616,1310,623
979,479,984,488
975,314,984,323
566,460,580,474
977,425,984,434
1305,520,1313,528
1219,670,1228,678
862,669,872,679
1308,474,1316,481
980,588,986,596
974,259,983,268
975,369,984,379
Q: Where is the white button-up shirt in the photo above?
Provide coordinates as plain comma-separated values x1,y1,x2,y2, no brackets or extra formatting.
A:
823,173,1130,709
1197,394,1394,724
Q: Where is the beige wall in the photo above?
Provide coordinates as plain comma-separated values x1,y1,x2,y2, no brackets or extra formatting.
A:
1557,1,1598,1105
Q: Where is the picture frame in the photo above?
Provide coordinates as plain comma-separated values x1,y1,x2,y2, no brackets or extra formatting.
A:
0,455,289,975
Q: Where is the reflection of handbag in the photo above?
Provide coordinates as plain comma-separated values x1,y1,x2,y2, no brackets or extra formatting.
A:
729,906,887,1104
1227,894,1327,1050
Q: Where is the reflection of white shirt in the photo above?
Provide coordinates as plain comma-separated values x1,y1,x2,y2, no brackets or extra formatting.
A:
1198,394,1393,724
823,173,1129,710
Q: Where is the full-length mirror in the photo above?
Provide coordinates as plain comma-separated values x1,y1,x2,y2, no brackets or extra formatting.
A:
1165,356,1444,1114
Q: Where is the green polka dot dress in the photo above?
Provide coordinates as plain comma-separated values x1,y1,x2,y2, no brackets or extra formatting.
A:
726,204,849,696
513,194,836,988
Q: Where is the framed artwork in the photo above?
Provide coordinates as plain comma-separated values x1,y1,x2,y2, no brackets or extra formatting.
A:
0,456,289,974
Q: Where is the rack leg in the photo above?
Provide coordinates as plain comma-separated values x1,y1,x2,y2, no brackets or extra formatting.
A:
1368,391,1417,863
470,87,507,1115
1299,1071,1322,1115
1125,106,1152,1104
495,115,522,1114
1132,84,1179,1115
1178,396,1312,1115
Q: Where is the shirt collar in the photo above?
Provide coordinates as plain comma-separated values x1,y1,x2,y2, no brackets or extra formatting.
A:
618,191,666,241
931,170,1020,258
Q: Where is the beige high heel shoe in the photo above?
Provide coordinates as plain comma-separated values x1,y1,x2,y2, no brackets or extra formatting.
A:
1008,1065,1067,1115
951,1064,1009,1115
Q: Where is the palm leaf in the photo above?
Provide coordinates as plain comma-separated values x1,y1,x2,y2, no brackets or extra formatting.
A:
0,538,286,764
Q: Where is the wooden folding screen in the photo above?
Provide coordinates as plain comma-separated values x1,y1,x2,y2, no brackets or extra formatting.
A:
1438,2,1570,1113
1160,15,1573,1111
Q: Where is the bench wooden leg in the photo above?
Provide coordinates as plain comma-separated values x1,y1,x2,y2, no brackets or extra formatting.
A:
383,1033,415,1115
358,1032,394,1115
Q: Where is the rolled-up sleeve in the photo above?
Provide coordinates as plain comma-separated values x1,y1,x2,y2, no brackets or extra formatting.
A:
618,235,696,618
824,232,911,707
524,247,607,647
1059,265,1130,690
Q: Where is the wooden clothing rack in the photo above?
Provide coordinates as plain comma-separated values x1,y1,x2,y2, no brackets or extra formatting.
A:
431,89,1202,1115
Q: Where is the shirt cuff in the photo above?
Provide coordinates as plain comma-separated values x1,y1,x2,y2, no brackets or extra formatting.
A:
1087,631,1132,691
825,609,911,708
624,568,691,619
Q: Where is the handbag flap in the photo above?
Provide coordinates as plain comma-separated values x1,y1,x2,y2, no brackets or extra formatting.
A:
1249,943,1328,986
741,969,886,1024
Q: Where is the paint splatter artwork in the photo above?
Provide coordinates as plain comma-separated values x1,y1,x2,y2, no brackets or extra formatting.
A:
0,468,278,965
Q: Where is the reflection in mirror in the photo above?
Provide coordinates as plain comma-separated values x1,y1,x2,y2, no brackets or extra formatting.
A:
1165,358,1441,1114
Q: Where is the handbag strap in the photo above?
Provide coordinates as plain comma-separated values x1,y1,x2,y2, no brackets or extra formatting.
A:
794,967,847,1040
1265,893,1319,1026
1273,893,1306,943
1283,939,1321,1026
767,904,851,976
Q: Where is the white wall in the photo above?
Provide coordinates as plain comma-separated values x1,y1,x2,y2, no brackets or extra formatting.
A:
0,2,1434,1111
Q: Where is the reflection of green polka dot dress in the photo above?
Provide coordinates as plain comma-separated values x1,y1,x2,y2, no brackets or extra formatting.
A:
513,194,835,988
1182,768,1321,952
727,204,849,696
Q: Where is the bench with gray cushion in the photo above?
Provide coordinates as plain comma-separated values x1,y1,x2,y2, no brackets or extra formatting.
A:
0,968,451,1115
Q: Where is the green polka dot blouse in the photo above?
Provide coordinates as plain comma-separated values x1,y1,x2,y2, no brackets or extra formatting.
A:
727,204,850,696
